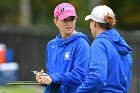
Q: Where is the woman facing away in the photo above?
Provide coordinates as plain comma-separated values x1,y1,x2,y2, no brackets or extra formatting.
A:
77,5,133,93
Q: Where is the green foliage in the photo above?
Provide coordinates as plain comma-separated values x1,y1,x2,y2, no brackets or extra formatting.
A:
72,0,90,28
0,0,19,24
0,0,140,30
31,0,90,28
107,0,140,30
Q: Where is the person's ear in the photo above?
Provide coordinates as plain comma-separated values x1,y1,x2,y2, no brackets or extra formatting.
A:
54,18,58,27
93,21,96,27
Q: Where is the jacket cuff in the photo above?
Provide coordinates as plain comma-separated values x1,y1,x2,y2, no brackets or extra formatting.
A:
50,73,61,83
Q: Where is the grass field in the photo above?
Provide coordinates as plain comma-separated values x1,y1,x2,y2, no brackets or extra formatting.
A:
0,85,44,93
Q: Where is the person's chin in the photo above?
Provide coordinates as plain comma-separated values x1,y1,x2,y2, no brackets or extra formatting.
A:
66,30,73,34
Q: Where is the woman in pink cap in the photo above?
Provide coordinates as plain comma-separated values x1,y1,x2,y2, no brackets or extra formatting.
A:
36,3,90,93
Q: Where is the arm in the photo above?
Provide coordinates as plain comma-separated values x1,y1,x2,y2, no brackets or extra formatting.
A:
77,41,107,93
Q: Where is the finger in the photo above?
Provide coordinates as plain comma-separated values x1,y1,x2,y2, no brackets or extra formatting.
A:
42,76,50,84
41,69,44,73
38,78,43,84
36,73,44,81
41,77,47,84
38,76,46,84
44,76,52,85
36,73,42,77
36,76,41,81
36,74,41,80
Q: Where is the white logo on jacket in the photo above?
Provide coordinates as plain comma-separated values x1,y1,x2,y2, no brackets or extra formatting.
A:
52,46,57,48
64,52,71,60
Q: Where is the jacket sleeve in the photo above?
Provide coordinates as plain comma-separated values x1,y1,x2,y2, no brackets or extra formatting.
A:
49,40,90,87
76,41,107,93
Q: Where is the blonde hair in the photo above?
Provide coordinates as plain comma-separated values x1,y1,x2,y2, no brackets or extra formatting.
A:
98,13,116,30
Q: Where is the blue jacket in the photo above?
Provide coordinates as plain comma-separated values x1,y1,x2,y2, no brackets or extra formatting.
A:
45,32,90,93
76,29,133,93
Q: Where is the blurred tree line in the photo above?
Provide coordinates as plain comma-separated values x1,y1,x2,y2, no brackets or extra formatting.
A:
0,0,140,30
107,0,140,30
31,0,90,28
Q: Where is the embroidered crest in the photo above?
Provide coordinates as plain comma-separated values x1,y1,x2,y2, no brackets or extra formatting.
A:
64,52,70,60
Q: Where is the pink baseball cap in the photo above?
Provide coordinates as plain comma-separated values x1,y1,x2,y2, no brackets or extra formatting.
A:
54,3,77,20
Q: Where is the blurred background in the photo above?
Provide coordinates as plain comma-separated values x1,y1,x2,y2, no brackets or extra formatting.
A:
0,0,140,93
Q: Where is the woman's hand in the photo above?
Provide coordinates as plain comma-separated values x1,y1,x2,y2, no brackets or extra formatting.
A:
36,69,52,85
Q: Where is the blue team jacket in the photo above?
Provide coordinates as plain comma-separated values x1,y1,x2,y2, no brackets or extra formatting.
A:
77,29,133,93
45,32,90,93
